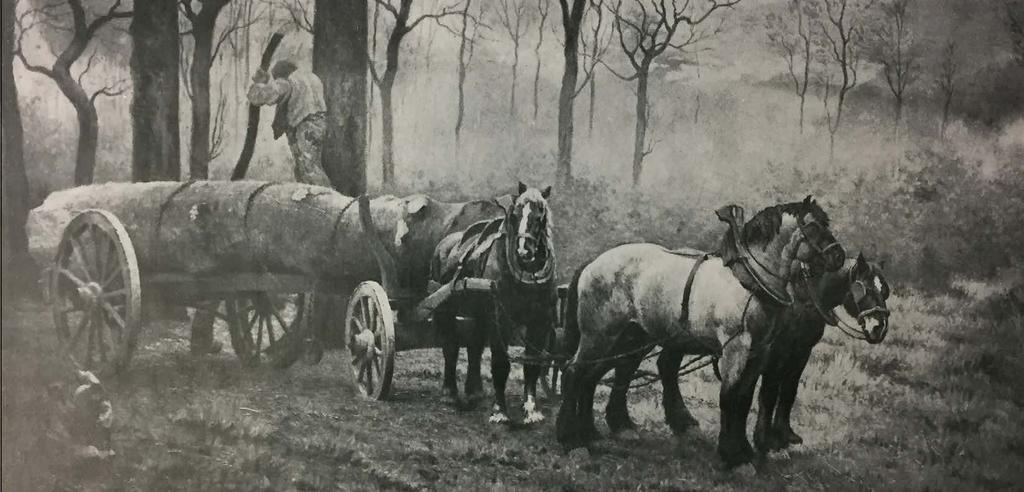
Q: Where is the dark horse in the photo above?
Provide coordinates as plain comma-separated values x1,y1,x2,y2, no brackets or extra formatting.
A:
557,196,846,471
754,253,891,454
430,182,556,424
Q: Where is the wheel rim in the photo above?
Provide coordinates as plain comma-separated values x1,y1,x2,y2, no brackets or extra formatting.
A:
51,210,141,374
344,282,395,400
227,292,309,366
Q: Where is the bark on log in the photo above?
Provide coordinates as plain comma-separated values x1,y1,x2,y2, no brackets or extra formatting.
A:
27,181,415,288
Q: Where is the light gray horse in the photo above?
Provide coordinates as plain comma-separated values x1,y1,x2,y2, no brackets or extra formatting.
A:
556,196,845,471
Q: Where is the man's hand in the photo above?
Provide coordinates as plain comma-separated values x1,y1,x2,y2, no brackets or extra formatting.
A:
252,69,270,84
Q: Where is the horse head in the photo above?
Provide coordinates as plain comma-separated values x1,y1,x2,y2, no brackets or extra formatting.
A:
842,253,891,344
508,181,552,270
743,195,845,281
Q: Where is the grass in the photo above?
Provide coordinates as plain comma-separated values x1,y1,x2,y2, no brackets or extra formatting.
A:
2,287,1023,491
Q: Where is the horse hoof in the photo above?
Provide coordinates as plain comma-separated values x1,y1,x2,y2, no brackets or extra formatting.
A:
567,447,590,464
769,450,792,461
732,463,757,477
488,412,510,424
614,429,640,441
523,410,546,424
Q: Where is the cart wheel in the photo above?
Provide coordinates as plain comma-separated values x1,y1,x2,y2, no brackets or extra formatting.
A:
344,281,395,400
50,209,142,375
226,292,312,368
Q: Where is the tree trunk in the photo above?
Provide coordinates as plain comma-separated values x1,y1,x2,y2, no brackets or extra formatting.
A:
380,78,396,187
1,0,37,292
556,1,585,183
51,70,98,185
631,72,648,187
798,92,805,134
131,0,180,182
533,38,543,122
74,101,99,185
940,91,952,139
510,40,519,117
587,72,596,136
189,21,216,179
893,94,903,134
313,0,368,196
455,4,470,144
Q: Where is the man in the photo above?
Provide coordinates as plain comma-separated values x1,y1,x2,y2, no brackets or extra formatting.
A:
247,60,331,186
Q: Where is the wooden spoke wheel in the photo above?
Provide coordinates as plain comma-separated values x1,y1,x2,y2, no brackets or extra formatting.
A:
344,282,395,400
50,209,142,375
226,292,311,368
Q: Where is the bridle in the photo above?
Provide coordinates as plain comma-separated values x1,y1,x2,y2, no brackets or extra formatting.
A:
502,200,553,285
795,216,844,260
801,269,890,342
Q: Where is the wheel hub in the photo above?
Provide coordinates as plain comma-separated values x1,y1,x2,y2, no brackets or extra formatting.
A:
353,329,375,355
77,282,104,305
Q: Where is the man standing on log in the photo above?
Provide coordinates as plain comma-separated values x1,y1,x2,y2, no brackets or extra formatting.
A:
247,60,332,187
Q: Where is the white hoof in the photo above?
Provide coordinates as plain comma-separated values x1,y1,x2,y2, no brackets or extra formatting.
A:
524,410,545,424
732,463,757,477
488,412,510,424
614,429,640,441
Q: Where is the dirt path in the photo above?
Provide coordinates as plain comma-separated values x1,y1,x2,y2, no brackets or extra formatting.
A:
4,294,1023,491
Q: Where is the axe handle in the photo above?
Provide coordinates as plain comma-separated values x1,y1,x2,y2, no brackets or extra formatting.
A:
231,32,285,181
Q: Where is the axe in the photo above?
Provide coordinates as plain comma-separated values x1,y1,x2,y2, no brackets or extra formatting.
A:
231,32,285,181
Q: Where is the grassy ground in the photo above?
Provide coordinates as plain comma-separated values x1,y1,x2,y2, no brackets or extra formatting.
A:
3,289,1023,491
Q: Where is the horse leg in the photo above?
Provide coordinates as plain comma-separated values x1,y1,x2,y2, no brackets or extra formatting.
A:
556,363,584,449
606,355,644,435
436,305,461,405
754,348,785,454
658,348,699,436
488,342,512,424
464,308,488,405
716,331,763,470
773,348,813,447
522,323,547,424
576,362,613,442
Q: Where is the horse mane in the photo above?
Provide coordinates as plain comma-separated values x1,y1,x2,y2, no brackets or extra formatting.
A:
742,198,831,246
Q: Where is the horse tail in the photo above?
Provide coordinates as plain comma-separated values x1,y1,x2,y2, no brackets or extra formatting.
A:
560,263,586,360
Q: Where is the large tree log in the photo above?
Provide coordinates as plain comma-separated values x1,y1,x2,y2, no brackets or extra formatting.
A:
28,181,413,288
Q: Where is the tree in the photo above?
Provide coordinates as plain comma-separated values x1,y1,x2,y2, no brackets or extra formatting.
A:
495,0,532,117
581,0,611,136
13,0,131,185
1007,1,1024,66
454,0,483,144
180,0,258,179
2,0,37,292
370,0,462,189
314,0,368,196
936,40,957,139
532,0,550,122
131,0,180,182
765,0,814,133
815,0,868,163
554,0,586,183
871,0,916,131
607,0,739,186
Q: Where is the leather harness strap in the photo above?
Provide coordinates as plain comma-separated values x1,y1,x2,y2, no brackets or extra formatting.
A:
680,253,710,326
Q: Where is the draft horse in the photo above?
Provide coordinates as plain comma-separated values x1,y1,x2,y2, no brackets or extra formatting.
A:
754,253,891,453
430,182,556,424
556,196,846,470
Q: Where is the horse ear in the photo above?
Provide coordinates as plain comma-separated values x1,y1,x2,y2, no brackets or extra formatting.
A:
853,253,870,276
541,186,552,199
518,181,528,195
803,195,814,206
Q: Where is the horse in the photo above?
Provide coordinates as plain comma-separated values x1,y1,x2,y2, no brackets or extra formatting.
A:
753,253,891,454
556,196,846,471
430,182,556,424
